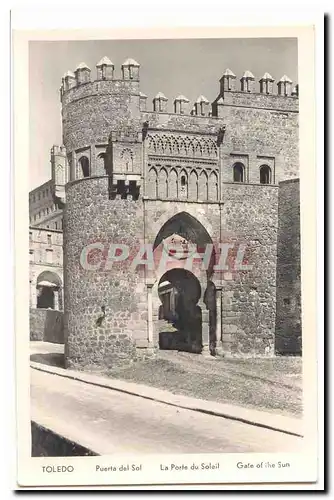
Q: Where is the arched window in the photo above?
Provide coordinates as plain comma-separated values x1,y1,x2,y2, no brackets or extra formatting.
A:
79,156,90,178
120,149,133,172
179,171,188,199
148,167,158,198
189,170,198,201
97,152,107,174
233,162,245,183
260,165,271,184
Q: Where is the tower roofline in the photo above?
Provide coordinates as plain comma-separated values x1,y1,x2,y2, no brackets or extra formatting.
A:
96,56,114,66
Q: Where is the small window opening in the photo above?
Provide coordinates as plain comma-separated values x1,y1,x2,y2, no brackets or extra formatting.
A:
79,156,90,178
233,162,245,183
260,165,271,184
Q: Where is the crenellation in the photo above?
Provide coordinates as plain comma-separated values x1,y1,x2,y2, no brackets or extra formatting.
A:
96,56,114,80
63,71,76,91
174,95,190,114
240,70,255,93
277,75,293,96
74,62,91,85
291,84,299,97
121,58,140,81
259,72,275,95
61,61,299,114
195,95,210,116
153,92,168,112
139,92,148,111
220,68,237,93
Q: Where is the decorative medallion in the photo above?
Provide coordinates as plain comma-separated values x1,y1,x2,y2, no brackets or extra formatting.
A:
162,233,196,260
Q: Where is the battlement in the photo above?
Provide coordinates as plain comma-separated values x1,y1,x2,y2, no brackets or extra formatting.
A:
60,57,299,187
219,68,298,97
60,57,140,100
51,145,67,156
60,58,298,116
57,53,301,367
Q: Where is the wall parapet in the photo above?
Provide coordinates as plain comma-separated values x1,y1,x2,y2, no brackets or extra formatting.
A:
214,91,299,114
61,59,298,117
61,79,141,106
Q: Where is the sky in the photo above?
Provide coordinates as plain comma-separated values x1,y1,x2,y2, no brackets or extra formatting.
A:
29,37,298,190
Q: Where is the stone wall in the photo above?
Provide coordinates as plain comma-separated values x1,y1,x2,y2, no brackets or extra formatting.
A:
275,179,302,355
63,177,142,370
62,80,142,162
63,178,282,360
59,60,300,364
221,183,279,356
142,111,220,133
30,308,64,343
219,103,299,184
143,189,279,357
143,199,221,347
221,91,298,112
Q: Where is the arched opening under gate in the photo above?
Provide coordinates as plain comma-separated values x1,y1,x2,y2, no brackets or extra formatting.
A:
158,268,202,353
151,212,218,354
36,271,63,310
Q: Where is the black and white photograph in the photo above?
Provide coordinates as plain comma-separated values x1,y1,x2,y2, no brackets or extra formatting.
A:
12,23,319,488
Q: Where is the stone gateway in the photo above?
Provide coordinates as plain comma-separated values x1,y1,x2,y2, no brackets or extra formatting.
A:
30,57,302,369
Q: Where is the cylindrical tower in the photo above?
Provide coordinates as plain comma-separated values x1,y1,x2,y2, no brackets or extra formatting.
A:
61,57,147,370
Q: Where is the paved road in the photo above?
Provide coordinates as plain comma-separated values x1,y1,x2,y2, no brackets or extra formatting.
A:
31,368,303,455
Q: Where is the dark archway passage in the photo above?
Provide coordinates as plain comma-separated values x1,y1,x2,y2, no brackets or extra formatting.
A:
151,211,219,355
36,271,63,310
37,286,55,309
158,268,202,353
153,212,213,256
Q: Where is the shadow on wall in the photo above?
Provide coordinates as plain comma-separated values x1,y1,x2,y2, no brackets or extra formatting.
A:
275,326,302,356
30,308,64,344
30,352,65,368
31,422,97,457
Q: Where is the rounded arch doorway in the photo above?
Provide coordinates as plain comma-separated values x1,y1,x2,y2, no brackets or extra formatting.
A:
157,268,202,353
36,271,63,310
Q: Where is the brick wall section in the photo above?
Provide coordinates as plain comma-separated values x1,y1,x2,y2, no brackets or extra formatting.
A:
275,179,302,354
63,177,142,370
222,184,279,355
30,309,64,343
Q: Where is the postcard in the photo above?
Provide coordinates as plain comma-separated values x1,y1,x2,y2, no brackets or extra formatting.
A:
13,19,320,488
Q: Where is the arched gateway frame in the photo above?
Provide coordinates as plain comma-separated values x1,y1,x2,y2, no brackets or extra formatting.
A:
36,271,63,310
148,211,221,355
